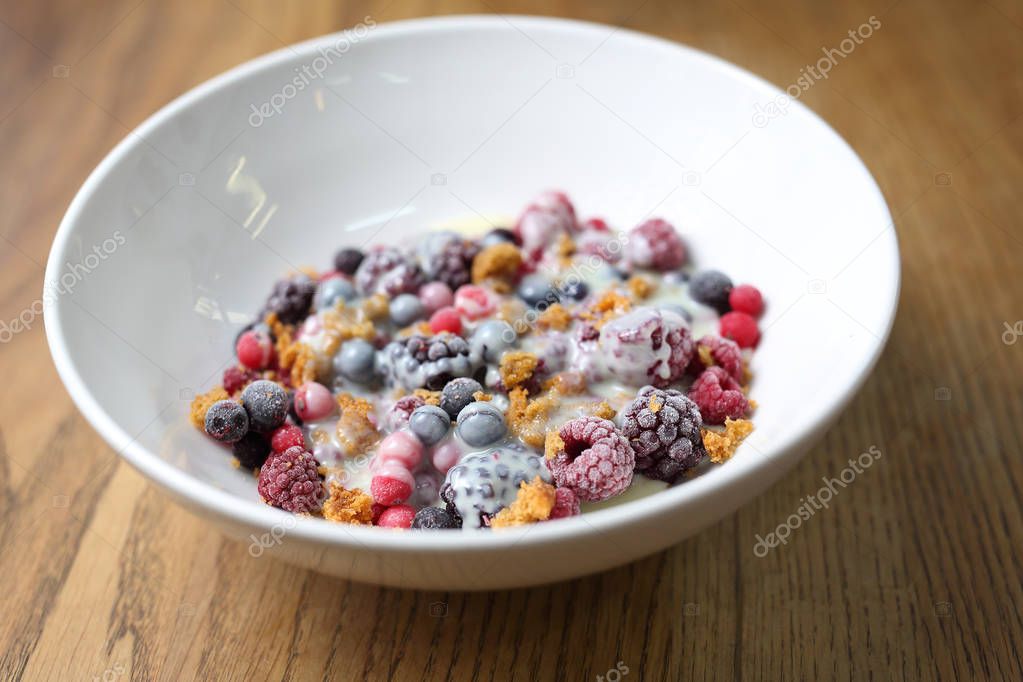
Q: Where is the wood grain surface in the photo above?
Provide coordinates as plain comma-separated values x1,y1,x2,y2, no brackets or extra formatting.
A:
2,0,1022,679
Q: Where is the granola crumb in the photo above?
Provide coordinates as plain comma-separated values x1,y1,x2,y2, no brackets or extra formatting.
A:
335,393,380,456
702,418,754,463
499,351,539,390
189,386,230,429
471,243,522,292
698,344,715,369
626,275,655,299
542,371,587,395
648,393,663,413
398,321,433,337
472,390,493,402
507,387,556,447
537,303,572,331
413,388,442,406
322,483,374,525
361,293,390,320
490,476,557,527
591,400,616,420
579,289,632,328
556,233,576,265
544,430,565,460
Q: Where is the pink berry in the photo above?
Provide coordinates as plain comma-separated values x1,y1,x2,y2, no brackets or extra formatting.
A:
625,218,686,271
236,330,273,370
453,285,494,321
688,366,750,425
377,430,423,469
376,504,416,529
429,306,462,335
371,469,414,506
419,281,454,313
431,442,462,474
270,424,305,453
514,191,578,255
546,417,635,502
719,311,760,348
293,381,335,421
548,487,580,519
729,284,764,317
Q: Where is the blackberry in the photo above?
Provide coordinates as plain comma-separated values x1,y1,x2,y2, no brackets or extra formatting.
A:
377,333,477,391
333,247,365,275
355,247,424,297
620,386,705,482
425,235,480,290
232,432,271,469
441,446,551,528
689,270,733,314
261,275,317,325
410,506,462,530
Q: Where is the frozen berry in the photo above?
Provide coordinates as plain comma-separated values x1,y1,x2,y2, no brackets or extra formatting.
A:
270,424,305,453
376,505,416,529
440,377,484,419
262,275,317,325
625,218,686,271
470,320,516,363
333,247,365,275
480,228,518,248
719,311,760,348
385,395,425,430
456,401,507,447
692,335,744,382
355,247,424,296
334,338,377,384
689,270,733,314
370,468,414,506
432,442,462,474
620,386,705,482
548,487,580,519
377,333,477,391
557,278,588,301
729,284,763,317
377,430,424,469
441,446,551,528
390,293,426,327
429,306,462,335
517,274,560,307
241,380,289,433
422,234,480,290
576,221,622,262
223,365,259,395
232,432,271,469
257,446,323,513
514,191,577,256
546,417,634,502
454,285,495,320
688,366,750,425
409,404,451,446
418,281,454,313
598,307,695,388
410,506,462,529
315,278,357,310
293,381,335,422
204,400,249,443
235,329,273,370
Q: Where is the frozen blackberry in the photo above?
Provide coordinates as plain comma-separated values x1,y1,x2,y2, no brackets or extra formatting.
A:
441,446,551,528
377,333,478,391
333,247,365,275
241,379,289,433
690,270,733,314
410,506,462,530
232,431,271,469
257,446,324,513
204,399,249,443
598,307,695,388
620,386,705,482
262,275,317,325
440,377,484,419
424,235,480,290
354,247,424,296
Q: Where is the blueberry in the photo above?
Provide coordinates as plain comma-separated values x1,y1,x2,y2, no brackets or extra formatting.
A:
409,404,451,446
456,401,506,447
240,380,288,433
390,293,425,327
480,228,518,249
204,399,249,443
517,274,560,308
334,338,377,384
232,431,271,468
441,377,484,419
316,278,357,310
557,278,588,301
470,320,516,363
410,506,462,529
333,247,365,275
689,270,733,313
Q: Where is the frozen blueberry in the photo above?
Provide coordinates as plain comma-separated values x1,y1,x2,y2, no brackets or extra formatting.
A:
204,399,249,443
316,278,357,310
456,401,507,447
517,274,560,308
390,293,426,327
240,380,289,433
410,506,462,529
470,320,516,364
558,279,588,301
232,431,271,469
333,247,365,275
689,270,733,314
441,377,484,419
409,404,451,446
480,228,518,248
334,338,377,384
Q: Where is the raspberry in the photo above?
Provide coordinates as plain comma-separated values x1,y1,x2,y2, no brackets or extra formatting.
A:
625,219,686,271
262,275,317,325
385,394,425,430
223,366,259,395
377,333,477,390
576,226,622,262
548,487,580,519
688,366,750,425
719,311,760,348
236,329,274,370
598,307,695,388
514,191,577,257
692,335,744,382
546,417,634,502
257,446,324,513
424,235,480,290
270,424,305,453
429,306,462,335
355,247,424,296
620,386,705,482
729,284,764,317
376,505,416,529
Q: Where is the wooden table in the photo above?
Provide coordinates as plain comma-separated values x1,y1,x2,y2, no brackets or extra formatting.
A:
2,0,1021,679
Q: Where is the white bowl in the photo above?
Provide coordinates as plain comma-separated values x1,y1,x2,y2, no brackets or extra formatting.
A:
44,16,898,590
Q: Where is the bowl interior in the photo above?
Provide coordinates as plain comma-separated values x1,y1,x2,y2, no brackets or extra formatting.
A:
45,16,897,545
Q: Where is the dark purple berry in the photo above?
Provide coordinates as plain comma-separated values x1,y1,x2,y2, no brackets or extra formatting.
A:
204,400,249,443
232,431,271,469
689,270,733,314
333,247,364,275
241,379,289,433
410,506,462,529
262,275,316,325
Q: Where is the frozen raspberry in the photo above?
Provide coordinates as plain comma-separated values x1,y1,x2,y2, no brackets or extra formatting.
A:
262,275,317,325
576,224,622,262
691,335,744,382
385,394,425,430
546,417,634,502
429,306,462,335
355,247,424,296
377,333,477,390
424,235,480,290
625,218,686,271
620,386,705,482
688,366,750,425
270,424,305,453
257,446,324,513
548,487,580,519
514,191,577,258
729,284,764,316
223,365,259,395
599,307,695,388
236,329,273,370
377,505,416,529
719,311,760,348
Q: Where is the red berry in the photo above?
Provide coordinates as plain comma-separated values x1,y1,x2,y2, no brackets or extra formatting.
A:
454,285,494,321
688,366,750,425
429,306,462,335
376,504,416,529
370,471,414,506
548,487,580,519
293,381,335,421
729,284,764,317
719,311,760,348
625,218,686,271
223,365,258,394
270,424,305,453
256,447,323,513
236,330,273,370
547,417,635,502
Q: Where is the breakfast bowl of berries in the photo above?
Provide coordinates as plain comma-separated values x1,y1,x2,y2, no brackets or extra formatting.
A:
44,16,898,589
